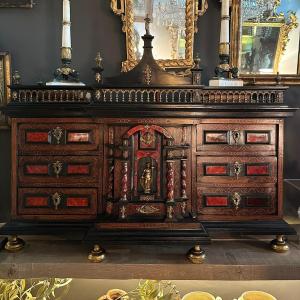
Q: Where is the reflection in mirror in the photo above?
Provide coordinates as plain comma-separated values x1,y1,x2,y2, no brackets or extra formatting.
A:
133,0,187,61
231,0,300,83
111,0,208,72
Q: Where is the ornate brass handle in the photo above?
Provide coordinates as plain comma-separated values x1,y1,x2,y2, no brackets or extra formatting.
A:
231,130,241,145
233,161,242,179
137,205,159,215
52,127,63,144
232,192,241,210
52,161,63,178
52,192,62,210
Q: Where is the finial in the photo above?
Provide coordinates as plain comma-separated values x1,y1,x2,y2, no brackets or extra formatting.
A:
194,53,201,69
145,14,151,35
95,52,103,68
12,71,21,85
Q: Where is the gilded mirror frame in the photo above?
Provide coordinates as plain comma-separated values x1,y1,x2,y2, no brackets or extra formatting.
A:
111,0,208,72
231,0,300,85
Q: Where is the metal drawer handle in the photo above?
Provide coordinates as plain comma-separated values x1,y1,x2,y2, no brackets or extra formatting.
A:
52,161,63,178
52,192,62,210
52,127,63,144
232,130,241,144
232,192,241,210
233,162,242,179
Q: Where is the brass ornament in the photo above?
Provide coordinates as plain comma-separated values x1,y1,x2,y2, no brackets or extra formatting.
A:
186,244,206,264
143,65,152,85
4,235,25,252
232,192,241,210
53,161,63,178
231,130,241,144
52,192,62,210
88,244,106,263
137,205,159,215
61,47,72,60
52,127,63,144
140,131,155,145
120,205,126,219
233,161,242,179
271,235,289,253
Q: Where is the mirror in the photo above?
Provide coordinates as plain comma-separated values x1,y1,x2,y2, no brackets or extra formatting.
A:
231,0,300,84
111,0,208,72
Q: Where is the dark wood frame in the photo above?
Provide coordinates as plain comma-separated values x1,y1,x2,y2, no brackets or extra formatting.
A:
230,0,300,85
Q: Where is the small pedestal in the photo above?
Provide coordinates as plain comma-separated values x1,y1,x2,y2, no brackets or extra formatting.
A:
209,78,244,87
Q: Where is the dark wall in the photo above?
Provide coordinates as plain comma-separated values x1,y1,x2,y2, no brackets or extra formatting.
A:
0,0,299,221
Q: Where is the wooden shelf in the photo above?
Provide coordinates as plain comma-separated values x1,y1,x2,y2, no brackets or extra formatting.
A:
1,235,300,280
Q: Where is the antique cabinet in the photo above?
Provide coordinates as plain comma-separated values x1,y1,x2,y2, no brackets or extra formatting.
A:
1,30,298,262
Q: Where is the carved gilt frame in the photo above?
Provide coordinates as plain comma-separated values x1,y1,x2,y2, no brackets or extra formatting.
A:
231,0,300,85
111,0,208,72
0,52,11,129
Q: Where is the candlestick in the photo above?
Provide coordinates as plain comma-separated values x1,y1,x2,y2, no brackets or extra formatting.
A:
47,0,84,86
209,0,242,86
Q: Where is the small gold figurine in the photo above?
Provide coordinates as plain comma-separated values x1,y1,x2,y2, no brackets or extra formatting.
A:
140,162,153,194
88,244,106,263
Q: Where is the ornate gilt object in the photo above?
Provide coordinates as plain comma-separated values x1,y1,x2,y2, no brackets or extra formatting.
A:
140,162,154,194
270,234,289,253
88,244,106,263
111,0,208,72
52,192,62,210
231,0,300,84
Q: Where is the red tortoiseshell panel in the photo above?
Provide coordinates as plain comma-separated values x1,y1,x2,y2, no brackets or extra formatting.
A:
67,132,90,143
66,197,89,207
246,132,269,144
206,196,228,207
246,197,269,207
246,165,269,176
67,164,90,175
25,165,49,175
26,132,49,143
205,132,228,144
25,196,49,207
205,165,228,175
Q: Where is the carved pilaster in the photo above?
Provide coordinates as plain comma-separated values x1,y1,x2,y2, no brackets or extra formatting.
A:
166,159,176,222
106,127,115,215
119,138,129,220
180,158,188,217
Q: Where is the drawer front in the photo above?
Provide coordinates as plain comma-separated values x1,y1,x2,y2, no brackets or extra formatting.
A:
197,124,276,155
197,156,277,185
18,156,99,186
18,123,100,154
18,188,97,216
197,186,277,217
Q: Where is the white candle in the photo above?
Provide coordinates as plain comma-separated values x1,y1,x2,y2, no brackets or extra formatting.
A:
62,0,71,48
220,0,230,44
63,0,70,22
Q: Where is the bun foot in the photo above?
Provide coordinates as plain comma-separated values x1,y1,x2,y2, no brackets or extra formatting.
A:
5,235,25,252
186,244,206,264
271,235,289,253
88,244,106,263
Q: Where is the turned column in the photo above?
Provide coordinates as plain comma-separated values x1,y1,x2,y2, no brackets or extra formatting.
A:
119,138,129,220
166,139,176,221
106,127,114,215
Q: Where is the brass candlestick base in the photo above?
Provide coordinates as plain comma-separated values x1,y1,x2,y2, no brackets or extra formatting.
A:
271,235,289,253
88,244,106,263
186,244,206,264
4,235,25,252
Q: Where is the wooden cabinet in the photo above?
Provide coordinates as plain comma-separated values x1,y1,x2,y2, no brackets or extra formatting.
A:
10,117,284,224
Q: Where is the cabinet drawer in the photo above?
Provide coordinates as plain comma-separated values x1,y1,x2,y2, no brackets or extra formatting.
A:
18,156,99,186
197,156,277,185
18,123,100,154
18,188,97,217
126,203,166,219
197,124,276,155
197,186,277,217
